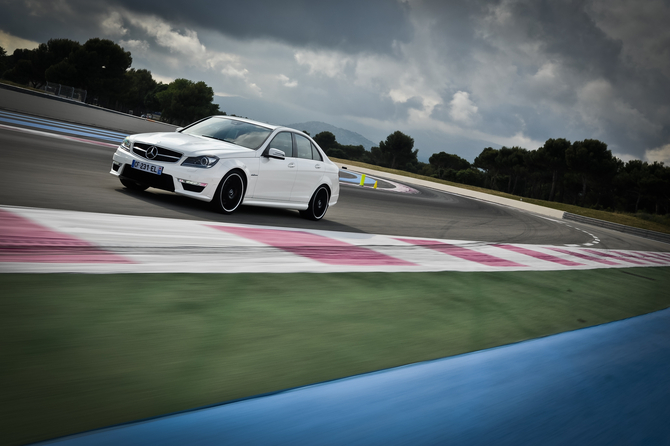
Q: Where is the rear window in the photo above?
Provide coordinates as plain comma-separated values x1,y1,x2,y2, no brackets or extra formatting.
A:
295,134,313,160
311,143,323,161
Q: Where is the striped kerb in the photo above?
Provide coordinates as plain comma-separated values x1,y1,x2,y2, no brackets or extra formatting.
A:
0,208,133,263
582,249,648,266
611,251,668,265
548,248,620,266
210,226,414,266
496,244,583,266
396,238,525,267
641,252,670,262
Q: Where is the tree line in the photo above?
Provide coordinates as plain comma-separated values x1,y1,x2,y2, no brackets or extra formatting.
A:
0,38,220,125
314,130,419,170
314,130,670,217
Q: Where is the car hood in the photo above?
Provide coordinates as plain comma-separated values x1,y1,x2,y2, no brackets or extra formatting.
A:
131,132,255,156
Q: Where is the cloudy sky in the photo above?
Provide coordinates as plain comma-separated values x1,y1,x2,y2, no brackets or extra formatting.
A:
2,0,669,163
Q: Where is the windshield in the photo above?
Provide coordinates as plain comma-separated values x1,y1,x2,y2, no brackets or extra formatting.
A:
182,117,272,150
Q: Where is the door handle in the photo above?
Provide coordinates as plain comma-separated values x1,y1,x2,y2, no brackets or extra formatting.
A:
315,164,321,169
288,163,295,168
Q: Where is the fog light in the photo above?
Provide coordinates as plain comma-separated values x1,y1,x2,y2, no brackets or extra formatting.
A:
178,178,208,187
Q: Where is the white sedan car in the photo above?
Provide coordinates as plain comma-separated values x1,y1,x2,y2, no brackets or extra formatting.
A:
110,116,340,220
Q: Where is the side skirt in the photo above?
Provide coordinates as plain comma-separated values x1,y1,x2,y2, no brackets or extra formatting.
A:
242,199,309,211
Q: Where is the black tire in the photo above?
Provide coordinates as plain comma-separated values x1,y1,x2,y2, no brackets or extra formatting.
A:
301,186,329,220
213,171,246,214
120,178,149,191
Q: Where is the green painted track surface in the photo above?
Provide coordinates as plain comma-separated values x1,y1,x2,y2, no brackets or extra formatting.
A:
2,268,669,445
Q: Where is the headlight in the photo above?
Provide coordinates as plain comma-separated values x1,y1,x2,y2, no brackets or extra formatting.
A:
182,156,220,168
120,137,131,151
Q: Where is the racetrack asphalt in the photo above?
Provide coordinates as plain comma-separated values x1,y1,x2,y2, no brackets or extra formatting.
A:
1,86,668,251
0,117,667,251
41,306,670,445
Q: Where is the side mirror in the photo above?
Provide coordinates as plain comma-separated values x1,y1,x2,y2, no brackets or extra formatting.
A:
266,148,286,160
175,127,184,132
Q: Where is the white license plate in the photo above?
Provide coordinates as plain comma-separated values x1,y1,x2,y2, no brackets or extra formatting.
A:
131,160,163,175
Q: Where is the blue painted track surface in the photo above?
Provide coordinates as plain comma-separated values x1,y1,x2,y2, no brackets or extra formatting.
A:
0,110,127,143
339,169,378,186
43,308,670,445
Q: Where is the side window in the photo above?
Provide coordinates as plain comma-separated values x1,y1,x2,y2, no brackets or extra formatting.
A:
294,134,313,160
268,132,294,157
311,143,323,161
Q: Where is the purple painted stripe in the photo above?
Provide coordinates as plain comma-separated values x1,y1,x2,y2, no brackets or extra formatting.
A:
396,238,525,267
548,248,620,266
496,245,583,266
611,251,667,265
210,226,414,266
582,249,647,266
642,251,670,262
0,209,133,264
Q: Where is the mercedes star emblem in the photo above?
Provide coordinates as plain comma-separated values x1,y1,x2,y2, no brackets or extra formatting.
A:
146,146,159,159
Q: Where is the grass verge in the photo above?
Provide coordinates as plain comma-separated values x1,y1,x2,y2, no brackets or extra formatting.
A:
332,158,670,235
2,269,669,445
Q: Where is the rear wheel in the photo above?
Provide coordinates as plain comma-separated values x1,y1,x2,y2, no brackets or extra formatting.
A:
213,171,246,214
120,178,148,191
301,186,329,220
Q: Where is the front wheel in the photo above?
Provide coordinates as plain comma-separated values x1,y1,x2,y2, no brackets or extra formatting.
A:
300,186,329,220
120,178,149,191
213,171,246,214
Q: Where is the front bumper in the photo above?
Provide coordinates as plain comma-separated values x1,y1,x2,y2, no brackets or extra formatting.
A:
110,147,220,202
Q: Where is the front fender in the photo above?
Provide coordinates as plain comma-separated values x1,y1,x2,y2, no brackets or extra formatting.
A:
215,158,253,190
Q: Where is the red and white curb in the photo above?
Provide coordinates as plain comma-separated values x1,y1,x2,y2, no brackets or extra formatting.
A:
1,205,669,274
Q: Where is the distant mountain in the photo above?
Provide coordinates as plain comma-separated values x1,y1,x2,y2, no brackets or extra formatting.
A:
286,121,376,150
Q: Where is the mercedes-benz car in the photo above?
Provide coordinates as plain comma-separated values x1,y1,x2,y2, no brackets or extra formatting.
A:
110,116,340,220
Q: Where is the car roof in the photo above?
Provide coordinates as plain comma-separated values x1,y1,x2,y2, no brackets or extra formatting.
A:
209,115,309,137
208,115,277,130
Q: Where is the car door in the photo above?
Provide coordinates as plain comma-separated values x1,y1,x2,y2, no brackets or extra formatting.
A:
290,133,325,203
252,131,297,201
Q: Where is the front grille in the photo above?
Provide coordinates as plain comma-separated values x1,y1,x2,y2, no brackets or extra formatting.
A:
120,165,175,191
133,143,182,163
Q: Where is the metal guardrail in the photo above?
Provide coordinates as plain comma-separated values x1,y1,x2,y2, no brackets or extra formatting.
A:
44,82,87,102
563,212,670,245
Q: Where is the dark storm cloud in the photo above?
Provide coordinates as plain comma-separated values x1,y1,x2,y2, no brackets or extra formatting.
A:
393,96,424,120
525,0,670,153
508,0,623,77
2,0,669,160
419,0,670,155
0,2,112,52
416,0,624,77
1,0,412,53
112,0,413,53
0,0,106,46
406,0,489,71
